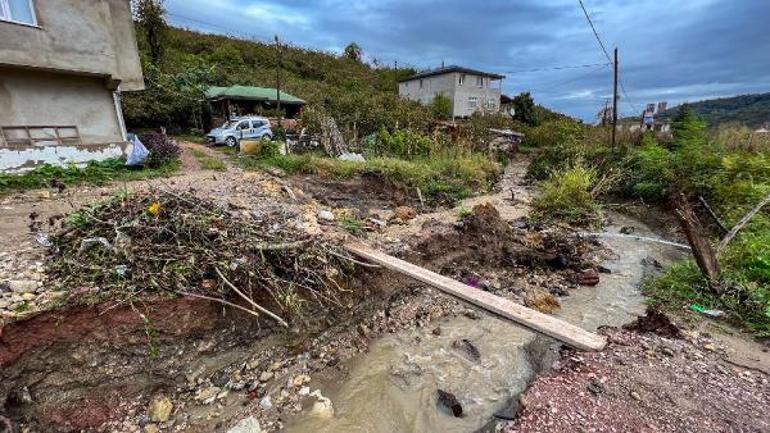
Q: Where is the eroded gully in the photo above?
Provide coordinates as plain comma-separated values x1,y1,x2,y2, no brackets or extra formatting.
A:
283,159,686,433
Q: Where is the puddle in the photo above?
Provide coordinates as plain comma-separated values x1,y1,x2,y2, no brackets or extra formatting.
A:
284,212,686,433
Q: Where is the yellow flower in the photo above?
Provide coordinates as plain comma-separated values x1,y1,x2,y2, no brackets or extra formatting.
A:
148,201,161,216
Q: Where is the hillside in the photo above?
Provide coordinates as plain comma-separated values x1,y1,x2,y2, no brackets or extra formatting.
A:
122,26,432,135
655,93,770,128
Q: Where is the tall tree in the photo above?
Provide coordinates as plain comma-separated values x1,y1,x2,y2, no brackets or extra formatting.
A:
512,92,539,126
671,103,706,147
342,43,363,62
133,0,168,65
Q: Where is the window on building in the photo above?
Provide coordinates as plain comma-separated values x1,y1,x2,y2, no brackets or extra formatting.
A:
476,76,484,87
0,0,37,25
459,74,466,86
468,96,478,108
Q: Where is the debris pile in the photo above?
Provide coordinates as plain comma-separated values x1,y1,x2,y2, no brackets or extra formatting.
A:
47,190,352,324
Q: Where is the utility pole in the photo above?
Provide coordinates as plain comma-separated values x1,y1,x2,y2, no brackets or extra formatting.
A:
275,35,283,129
394,59,398,93
611,47,619,150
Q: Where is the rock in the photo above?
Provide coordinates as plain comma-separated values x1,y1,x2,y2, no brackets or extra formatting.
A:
661,346,675,357
630,391,642,401
259,394,273,410
194,387,220,405
578,269,600,286
227,416,261,433
292,374,311,387
265,167,286,178
317,210,335,222
451,339,481,363
21,293,35,301
147,395,173,422
432,327,442,336
436,389,463,417
463,309,481,320
620,226,635,234
390,206,417,221
587,379,604,395
144,424,160,433
524,288,561,313
546,255,569,270
298,386,311,396
259,371,274,382
309,398,334,419
597,265,612,274
7,280,40,294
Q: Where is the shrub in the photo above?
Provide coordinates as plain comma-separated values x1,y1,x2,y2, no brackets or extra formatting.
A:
431,94,452,120
370,128,436,159
531,162,602,227
139,131,180,168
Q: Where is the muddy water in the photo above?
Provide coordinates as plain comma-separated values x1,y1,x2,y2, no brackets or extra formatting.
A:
284,213,685,433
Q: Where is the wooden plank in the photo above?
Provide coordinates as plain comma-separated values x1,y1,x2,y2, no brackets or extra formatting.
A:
344,241,607,351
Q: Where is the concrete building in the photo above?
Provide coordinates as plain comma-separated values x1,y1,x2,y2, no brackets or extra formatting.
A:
398,65,504,118
0,0,145,172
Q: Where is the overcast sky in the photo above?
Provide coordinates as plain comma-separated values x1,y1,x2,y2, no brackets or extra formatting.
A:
165,0,770,121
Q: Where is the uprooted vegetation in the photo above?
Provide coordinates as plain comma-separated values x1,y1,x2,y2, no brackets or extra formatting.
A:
525,108,770,335
48,190,352,324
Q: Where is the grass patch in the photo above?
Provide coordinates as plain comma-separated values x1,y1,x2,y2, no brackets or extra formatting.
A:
190,149,227,171
236,152,500,204
531,162,602,227
0,158,180,195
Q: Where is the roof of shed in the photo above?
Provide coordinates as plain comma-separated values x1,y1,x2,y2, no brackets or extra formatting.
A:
399,65,505,82
205,85,305,104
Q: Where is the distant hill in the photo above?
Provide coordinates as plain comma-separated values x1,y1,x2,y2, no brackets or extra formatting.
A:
654,93,770,128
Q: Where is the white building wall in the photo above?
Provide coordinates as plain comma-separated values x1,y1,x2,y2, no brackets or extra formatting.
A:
399,72,502,117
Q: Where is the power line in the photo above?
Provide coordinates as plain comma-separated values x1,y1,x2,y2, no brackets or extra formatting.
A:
576,0,640,113
577,0,612,63
501,62,611,74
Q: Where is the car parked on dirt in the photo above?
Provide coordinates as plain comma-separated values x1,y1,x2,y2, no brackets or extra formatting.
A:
206,116,273,147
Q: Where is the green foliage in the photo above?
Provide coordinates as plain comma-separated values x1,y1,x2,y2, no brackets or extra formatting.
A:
531,162,602,227
371,128,435,159
124,27,432,139
342,43,363,62
0,159,180,195
654,92,770,129
431,94,452,120
190,149,226,171
512,92,539,126
132,0,167,64
237,152,499,205
671,104,707,148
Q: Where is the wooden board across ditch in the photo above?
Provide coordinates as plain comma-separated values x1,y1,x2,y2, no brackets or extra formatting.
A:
344,241,607,352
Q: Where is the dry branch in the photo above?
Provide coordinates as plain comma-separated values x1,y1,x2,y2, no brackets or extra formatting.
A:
674,195,721,292
215,266,288,327
718,192,770,253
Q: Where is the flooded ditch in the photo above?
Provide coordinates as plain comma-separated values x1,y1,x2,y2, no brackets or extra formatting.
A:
283,212,686,433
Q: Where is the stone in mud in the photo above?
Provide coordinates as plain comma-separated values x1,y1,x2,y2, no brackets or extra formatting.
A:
144,425,160,433
317,210,335,222
147,395,173,422
578,269,600,286
524,288,560,313
436,389,463,417
259,371,274,382
451,339,481,363
194,386,220,405
7,280,40,294
227,416,262,433
547,255,569,270
390,206,417,221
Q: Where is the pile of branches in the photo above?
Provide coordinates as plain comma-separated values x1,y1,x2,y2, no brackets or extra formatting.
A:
48,190,352,326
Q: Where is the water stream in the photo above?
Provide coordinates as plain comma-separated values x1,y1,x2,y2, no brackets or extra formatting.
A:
284,212,685,433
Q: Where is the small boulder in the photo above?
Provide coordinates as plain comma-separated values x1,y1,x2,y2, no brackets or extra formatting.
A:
390,206,417,221
436,389,463,417
227,416,261,433
7,280,40,294
317,210,335,222
524,288,561,313
578,269,600,286
147,395,173,423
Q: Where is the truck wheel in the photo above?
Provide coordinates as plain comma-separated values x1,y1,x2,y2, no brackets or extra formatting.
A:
225,136,237,147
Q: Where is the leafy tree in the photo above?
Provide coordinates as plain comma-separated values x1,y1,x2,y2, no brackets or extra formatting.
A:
512,92,539,126
672,103,706,147
133,0,167,64
342,43,363,62
431,94,452,120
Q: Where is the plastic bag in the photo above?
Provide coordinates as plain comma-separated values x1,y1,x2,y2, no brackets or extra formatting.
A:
126,133,150,166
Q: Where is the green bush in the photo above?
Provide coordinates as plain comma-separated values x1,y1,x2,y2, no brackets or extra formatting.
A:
0,158,180,195
531,162,602,227
370,128,436,159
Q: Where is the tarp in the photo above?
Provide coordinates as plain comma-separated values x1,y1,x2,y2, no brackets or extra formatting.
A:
205,85,305,104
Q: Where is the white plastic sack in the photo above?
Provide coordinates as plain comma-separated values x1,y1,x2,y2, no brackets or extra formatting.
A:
337,152,365,162
126,134,149,166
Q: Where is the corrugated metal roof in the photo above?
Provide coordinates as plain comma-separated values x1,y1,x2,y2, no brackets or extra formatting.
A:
205,85,305,104
399,65,505,83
